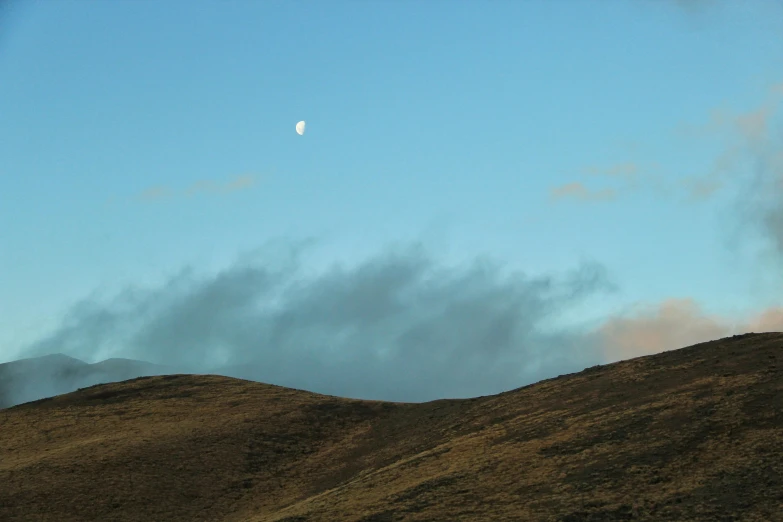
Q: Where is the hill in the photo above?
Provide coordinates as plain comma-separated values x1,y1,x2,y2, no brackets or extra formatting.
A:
1,333,781,521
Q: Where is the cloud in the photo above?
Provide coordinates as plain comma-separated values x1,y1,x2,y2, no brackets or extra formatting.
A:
550,182,616,203
746,306,783,331
596,299,731,362
184,180,217,196
137,186,172,202
596,298,783,363
655,84,783,205
680,176,723,201
721,85,783,258
138,174,259,202
549,89,779,209
671,82,783,264
585,162,640,182
736,106,773,143
13,238,783,403
18,241,615,402
680,84,782,144
224,174,256,192
185,174,258,196
552,161,669,204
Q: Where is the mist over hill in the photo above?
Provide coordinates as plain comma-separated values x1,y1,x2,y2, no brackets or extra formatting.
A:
0,355,170,408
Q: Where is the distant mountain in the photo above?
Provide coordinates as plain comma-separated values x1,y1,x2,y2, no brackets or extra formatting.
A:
0,354,170,408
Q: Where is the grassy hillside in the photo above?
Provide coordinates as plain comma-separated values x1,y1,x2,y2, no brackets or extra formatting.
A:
1,333,781,521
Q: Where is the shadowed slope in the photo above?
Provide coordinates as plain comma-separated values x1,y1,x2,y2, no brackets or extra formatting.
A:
1,333,781,521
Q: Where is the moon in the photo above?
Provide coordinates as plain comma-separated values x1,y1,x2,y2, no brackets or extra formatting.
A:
296,121,306,135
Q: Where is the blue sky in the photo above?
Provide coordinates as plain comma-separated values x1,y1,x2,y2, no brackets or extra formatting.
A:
1,0,782,400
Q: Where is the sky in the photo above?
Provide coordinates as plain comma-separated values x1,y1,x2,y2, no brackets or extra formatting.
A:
1,0,782,401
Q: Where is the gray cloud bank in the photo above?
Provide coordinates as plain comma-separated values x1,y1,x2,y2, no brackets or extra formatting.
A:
15,243,614,403
10,241,782,408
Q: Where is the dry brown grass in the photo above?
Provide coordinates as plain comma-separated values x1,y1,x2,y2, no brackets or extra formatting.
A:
1,333,782,521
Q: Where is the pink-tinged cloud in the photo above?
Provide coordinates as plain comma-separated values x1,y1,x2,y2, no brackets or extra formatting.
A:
596,298,783,363
746,307,783,332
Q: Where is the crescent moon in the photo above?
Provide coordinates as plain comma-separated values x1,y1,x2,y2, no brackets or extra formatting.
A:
296,121,306,135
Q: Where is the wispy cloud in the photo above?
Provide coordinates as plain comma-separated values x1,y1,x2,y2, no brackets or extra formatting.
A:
138,174,260,202
183,180,216,196
685,84,783,257
679,175,723,201
585,162,640,182
556,83,781,207
550,182,616,203
137,186,172,202
551,160,667,205
185,174,258,197
670,82,783,211
678,84,782,144
225,174,256,191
